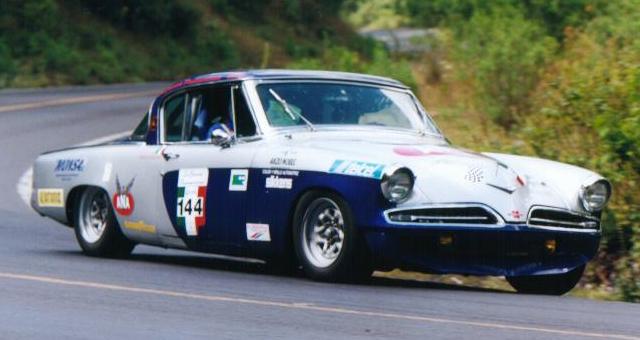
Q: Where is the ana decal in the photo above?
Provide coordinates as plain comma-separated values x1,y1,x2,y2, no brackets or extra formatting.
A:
177,168,209,236
229,169,248,191
123,220,156,234
37,188,64,208
265,175,293,190
246,223,271,242
113,176,135,216
329,160,385,179
54,158,86,181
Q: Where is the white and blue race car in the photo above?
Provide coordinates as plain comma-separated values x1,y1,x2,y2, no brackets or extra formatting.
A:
31,70,611,294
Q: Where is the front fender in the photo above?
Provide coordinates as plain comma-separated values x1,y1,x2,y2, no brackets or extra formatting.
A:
485,152,607,214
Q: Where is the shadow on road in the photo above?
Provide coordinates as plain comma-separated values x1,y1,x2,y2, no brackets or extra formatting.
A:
43,248,513,295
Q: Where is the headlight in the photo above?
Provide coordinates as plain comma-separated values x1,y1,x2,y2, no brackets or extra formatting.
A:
579,179,611,212
381,167,415,203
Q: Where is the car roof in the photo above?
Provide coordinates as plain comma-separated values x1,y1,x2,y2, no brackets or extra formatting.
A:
159,69,408,96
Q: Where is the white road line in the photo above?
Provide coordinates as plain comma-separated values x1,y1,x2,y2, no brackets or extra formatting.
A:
0,90,157,113
16,131,131,208
0,271,638,340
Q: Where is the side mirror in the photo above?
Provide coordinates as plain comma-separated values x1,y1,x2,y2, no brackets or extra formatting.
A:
210,124,233,148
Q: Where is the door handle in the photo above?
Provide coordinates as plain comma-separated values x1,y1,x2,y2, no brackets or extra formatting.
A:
160,148,180,161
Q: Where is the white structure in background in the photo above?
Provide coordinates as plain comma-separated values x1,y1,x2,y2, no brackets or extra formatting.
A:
359,28,437,53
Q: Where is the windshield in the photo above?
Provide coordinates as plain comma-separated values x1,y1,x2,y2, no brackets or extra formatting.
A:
256,83,439,134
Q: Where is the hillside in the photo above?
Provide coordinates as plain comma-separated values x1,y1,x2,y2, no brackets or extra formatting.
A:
0,0,368,87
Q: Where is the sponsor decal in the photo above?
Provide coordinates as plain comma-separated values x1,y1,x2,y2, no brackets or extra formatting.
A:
54,158,86,181
246,223,271,242
37,188,64,207
393,146,477,158
464,167,485,183
177,168,208,236
510,210,523,220
229,169,249,191
394,147,448,157
265,175,293,190
102,162,112,182
262,169,299,177
329,160,385,179
269,157,296,167
123,220,156,234
113,176,135,216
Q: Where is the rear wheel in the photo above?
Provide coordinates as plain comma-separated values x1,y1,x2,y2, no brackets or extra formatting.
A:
293,191,372,282
506,265,585,295
74,187,134,257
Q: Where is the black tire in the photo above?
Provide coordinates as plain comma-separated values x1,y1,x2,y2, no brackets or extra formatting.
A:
292,190,372,282
73,187,135,258
506,265,585,295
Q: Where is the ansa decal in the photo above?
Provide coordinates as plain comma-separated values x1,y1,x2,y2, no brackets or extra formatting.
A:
177,168,209,236
329,160,385,179
113,176,135,216
54,158,86,181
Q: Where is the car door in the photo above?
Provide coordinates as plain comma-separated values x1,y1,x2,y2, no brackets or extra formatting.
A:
108,111,166,247
156,83,260,254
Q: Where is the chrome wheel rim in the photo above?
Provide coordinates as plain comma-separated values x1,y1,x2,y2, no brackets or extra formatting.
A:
301,198,345,268
78,188,109,244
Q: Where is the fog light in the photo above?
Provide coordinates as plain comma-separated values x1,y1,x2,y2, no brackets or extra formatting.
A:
545,239,557,254
439,235,453,246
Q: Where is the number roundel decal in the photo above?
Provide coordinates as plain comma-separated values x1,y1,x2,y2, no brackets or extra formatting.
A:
176,169,209,236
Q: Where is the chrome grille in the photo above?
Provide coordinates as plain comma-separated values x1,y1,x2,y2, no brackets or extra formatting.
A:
387,206,498,225
528,208,599,230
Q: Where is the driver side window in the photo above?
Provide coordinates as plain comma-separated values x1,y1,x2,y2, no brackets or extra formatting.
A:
163,94,187,142
186,85,257,142
163,85,258,143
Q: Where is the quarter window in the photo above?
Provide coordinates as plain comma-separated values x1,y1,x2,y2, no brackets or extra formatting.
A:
130,112,149,141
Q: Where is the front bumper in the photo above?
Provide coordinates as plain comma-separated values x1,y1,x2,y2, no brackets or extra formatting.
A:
364,224,600,277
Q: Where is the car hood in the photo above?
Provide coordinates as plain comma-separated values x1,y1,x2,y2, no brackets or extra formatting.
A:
258,130,578,222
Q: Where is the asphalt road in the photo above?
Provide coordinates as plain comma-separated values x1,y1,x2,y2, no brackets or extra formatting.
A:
0,83,639,340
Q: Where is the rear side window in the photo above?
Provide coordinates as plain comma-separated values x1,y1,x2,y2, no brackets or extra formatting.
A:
130,113,148,141
163,94,187,142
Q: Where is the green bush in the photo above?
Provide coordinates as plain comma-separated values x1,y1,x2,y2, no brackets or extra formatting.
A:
451,5,557,126
522,1,640,301
288,44,416,89
0,39,15,86
403,0,605,40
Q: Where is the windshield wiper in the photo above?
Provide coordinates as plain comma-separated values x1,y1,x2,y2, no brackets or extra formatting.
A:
268,88,316,132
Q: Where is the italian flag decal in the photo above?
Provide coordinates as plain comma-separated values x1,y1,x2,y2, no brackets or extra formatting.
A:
176,168,209,236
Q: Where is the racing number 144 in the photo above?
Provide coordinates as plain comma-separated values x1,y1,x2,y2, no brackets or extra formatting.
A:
177,197,203,217
176,168,209,236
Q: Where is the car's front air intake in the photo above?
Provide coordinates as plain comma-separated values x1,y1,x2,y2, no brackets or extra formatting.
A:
387,206,499,225
528,207,599,230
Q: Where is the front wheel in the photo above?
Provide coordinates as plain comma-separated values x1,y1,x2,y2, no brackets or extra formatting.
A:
74,187,135,258
506,265,585,295
293,191,372,282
